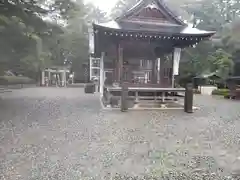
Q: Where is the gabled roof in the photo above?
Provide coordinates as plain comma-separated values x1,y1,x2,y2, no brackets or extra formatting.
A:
92,0,215,38
116,0,186,26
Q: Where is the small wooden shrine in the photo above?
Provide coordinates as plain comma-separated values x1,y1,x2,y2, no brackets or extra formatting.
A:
90,0,215,108
41,65,71,87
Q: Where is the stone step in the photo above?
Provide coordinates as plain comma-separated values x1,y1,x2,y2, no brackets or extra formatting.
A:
137,99,175,104
137,101,184,108
137,100,164,108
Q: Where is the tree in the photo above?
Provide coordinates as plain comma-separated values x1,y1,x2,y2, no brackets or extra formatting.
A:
0,0,58,76
111,0,139,18
180,41,216,77
0,0,106,79
207,49,234,80
50,0,107,72
184,0,240,31
179,0,240,79
84,3,107,24
219,19,240,75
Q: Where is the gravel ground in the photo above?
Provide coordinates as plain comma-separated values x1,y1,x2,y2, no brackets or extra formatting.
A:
0,88,240,179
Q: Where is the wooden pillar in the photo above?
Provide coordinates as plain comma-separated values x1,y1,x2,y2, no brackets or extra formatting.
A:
113,46,118,83
121,82,128,112
99,52,105,94
151,59,157,84
119,43,123,85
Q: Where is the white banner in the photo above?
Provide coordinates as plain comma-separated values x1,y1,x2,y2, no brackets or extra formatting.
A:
89,28,94,54
173,48,181,75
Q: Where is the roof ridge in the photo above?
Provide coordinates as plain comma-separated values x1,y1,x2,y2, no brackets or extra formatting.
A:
155,0,186,25
115,0,186,26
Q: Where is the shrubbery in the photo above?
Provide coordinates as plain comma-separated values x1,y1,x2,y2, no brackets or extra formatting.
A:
212,89,229,96
0,76,35,85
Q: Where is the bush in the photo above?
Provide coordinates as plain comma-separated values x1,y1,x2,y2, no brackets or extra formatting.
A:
0,76,35,85
212,89,229,96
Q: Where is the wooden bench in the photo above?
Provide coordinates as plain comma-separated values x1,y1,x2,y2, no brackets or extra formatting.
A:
105,86,185,104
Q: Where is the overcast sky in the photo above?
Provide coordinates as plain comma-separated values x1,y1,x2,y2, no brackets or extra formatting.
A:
84,0,118,12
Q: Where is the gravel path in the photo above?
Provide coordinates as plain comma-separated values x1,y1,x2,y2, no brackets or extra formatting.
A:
0,88,240,179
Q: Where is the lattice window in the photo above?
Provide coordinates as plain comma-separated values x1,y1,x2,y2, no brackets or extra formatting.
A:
135,8,165,19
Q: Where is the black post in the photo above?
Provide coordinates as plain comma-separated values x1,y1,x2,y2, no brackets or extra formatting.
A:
184,83,193,113
121,83,128,112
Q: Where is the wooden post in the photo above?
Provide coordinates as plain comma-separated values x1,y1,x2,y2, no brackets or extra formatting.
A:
184,83,193,113
118,43,128,112
121,82,128,112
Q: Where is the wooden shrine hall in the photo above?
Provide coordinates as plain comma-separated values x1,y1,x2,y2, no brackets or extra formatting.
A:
90,0,215,109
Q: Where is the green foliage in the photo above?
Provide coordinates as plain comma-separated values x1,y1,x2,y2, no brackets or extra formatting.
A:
212,89,229,96
0,76,35,85
179,0,239,79
0,0,106,79
184,0,240,31
111,0,139,18
180,41,216,77
220,19,240,66
207,49,234,80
